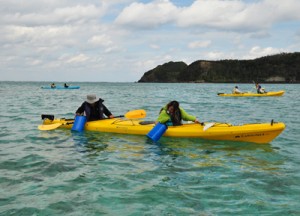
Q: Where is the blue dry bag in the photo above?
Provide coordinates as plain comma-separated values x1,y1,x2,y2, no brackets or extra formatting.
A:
147,123,167,142
71,116,87,132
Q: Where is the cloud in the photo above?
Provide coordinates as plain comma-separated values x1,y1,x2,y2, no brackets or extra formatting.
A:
116,0,300,32
115,0,178,28
64,54,89,63
88,34,113,47
244,46,287,59
150,44,160,49
1,3,106,26
0,0,299,82
188,40,211,49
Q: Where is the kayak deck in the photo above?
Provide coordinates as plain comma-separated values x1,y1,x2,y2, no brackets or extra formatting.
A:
218,90,285,97
41,117,285,144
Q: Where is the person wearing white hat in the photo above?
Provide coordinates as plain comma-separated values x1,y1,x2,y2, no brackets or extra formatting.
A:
75,94,114,121
232,86,242,94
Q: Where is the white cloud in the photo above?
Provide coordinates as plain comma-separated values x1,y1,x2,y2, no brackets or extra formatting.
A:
0,0,299,82
88,34,113,47
115,0,178,28
64,54,89,64
206,51,224,60
245,46,287,59
115,0,300,32
1,4,106,26
188,40,211,49
150,44,160,49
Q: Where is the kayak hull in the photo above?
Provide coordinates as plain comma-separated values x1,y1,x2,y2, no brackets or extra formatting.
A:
41,86,80,89
41,117,285,144
218,91,284,97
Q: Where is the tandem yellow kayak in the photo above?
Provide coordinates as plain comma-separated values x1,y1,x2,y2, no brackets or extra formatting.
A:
217,90,285,97
39,115,285,144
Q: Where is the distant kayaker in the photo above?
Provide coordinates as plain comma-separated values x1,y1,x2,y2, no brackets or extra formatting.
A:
156,100,199,126
255,83,266,94
64,83,69,88
232,86,243,94
51,83,56,88
75,94,114,122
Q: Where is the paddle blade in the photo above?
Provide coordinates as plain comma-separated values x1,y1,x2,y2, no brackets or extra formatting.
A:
203,122,215,131
38,123,62,131
125,109,147,119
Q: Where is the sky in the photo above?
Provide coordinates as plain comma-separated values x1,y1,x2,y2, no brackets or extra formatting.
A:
1,0,300,82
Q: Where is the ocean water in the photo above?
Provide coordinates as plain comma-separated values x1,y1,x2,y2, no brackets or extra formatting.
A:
0,81,299,215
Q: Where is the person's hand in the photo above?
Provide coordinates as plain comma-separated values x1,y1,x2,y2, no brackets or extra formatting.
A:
109,115,114,119
194,118,200,124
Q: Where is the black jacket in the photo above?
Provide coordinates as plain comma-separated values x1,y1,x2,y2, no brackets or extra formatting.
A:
76,99,112,121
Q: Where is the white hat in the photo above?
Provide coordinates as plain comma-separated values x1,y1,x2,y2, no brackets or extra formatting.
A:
86,94,99,104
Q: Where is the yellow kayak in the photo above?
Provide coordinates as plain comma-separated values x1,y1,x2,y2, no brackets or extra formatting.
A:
218,90,285,97
40,116,285,144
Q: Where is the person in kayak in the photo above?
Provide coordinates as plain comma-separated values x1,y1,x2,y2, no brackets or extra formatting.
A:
156,100,199,126
51,83,56,88
255,83,266,94
232,86,243,94
64,83,69,88
75,94,114,122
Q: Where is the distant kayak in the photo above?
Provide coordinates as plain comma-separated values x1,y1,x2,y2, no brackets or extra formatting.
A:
41,86,80,89
218,90,284,97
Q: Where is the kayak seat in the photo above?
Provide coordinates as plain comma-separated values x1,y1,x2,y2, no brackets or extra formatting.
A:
41,114,54,121
139,121,155,125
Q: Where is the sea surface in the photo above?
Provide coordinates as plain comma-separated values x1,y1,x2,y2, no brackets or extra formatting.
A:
0,81,299,216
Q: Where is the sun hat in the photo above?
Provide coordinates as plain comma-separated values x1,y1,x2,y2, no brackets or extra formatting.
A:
86,94,99,104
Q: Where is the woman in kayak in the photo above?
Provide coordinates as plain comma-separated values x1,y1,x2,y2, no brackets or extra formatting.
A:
64,83,69,88
75,94,114,122
50,83,56,88
156,100,199,126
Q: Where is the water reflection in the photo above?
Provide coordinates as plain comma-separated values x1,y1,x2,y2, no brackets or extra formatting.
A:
40,128,283,175
154,137,283,174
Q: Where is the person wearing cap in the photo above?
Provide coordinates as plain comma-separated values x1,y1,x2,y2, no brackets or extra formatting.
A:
232,86,242,94
75,94,114,122
156,100,200,126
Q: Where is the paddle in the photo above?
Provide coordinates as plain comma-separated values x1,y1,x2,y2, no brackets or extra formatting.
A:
38,109,147,131
38,122,69,131
125,109,146,119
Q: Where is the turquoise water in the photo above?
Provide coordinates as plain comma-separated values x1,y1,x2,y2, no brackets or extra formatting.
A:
0,81,299,215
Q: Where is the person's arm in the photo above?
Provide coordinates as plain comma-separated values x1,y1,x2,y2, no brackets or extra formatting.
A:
180,108,199,123
156,109,170,124
75,103,85,115
103,104,113,118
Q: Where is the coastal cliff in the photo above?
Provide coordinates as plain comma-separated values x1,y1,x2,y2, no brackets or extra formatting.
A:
138,52,300,83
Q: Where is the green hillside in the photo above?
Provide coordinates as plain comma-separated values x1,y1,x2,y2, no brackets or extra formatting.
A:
138,52,300,83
